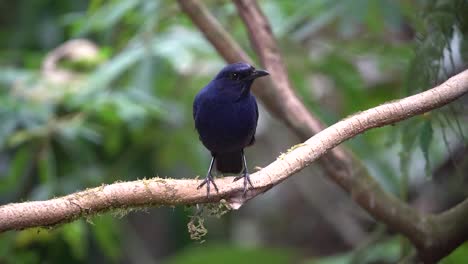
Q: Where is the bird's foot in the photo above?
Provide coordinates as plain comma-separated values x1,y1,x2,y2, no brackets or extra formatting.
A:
233,171,254,197
197,173,219,197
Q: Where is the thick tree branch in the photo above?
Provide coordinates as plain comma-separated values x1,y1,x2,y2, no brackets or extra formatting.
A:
429,197,468,261
232,0,325,136
234,2,468,261
1,71,468,264
231,0,424,242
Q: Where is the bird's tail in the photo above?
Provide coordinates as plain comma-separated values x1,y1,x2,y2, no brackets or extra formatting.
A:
216,151,243,174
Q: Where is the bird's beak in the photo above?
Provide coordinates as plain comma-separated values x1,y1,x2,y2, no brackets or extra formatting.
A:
247,69,270,80
237,69,270,101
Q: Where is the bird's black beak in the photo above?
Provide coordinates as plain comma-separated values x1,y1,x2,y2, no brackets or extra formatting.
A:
237,69,269,101
247,69,269,80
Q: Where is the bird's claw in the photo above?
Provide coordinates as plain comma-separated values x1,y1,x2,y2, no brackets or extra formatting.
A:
233,171,254,197
198,174,219,197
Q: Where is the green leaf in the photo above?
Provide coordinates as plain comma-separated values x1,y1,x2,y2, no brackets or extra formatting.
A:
0,147,31,193
91,215,121,261
62,220,88,260
38,146,57,185
365,0,385,33
317,54,366,114
0,67,36,87
73,0,140,36
305,237,400,264
164,244,295,264
85,46,145,91
441,242,468,264
0,232,15,258
15,228,56,247
398,120,422,200
419,119,433,177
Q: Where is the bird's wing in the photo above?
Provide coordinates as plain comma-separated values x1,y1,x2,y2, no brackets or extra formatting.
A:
193,91,201,120
193,93,200,131
248,99,258,146
192,100,198,121
255,99,259,123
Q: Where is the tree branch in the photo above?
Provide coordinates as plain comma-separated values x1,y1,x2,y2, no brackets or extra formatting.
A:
1,70,468,263
231,0,425,241
232,0,326,136
177,0,468,262
429,197,468,261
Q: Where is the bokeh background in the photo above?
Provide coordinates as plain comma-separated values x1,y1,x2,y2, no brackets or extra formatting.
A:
1,0,467,263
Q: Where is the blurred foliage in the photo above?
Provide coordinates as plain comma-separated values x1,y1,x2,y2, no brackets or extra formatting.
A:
0,0,467,263
164,244,295,264
305,237,401,264
398,0,468,200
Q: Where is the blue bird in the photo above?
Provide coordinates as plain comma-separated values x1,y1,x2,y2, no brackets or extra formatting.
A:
193,62,269,196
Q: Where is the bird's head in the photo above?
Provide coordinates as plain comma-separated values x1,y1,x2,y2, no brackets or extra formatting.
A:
212,62,269,101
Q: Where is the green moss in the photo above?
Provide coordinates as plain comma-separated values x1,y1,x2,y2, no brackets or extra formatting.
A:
277,143,307,160
186,199,232,242
205,199,231,218
187,215,207,242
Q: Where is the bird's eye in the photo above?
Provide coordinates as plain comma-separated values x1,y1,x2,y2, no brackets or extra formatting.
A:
230,73,239,80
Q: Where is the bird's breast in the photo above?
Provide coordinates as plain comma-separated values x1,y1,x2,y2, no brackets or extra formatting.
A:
195,95,257,153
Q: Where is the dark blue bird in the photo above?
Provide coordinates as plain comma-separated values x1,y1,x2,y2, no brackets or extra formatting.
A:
193,62,269,196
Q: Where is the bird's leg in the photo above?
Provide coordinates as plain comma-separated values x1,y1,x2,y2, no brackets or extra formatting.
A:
197,156,219,196
233,150,254,196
